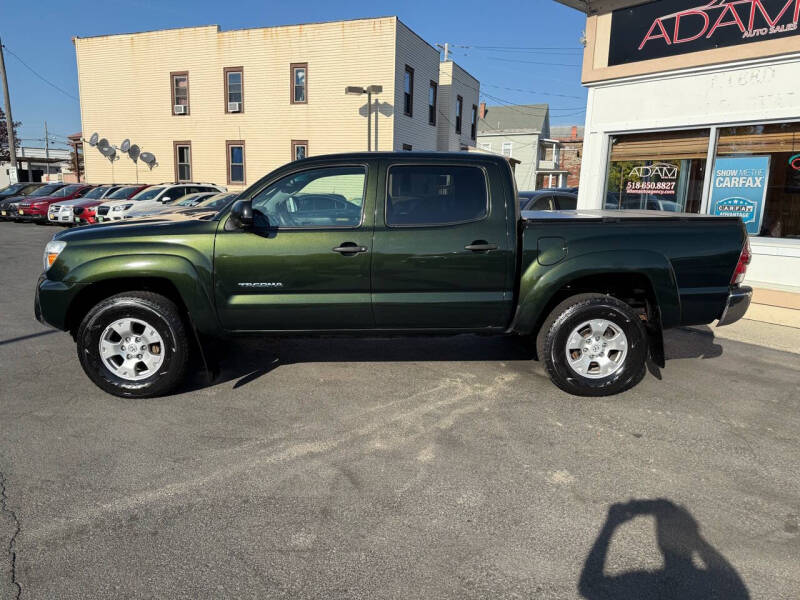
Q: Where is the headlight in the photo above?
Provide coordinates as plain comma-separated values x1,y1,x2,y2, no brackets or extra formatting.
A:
112,203,132,212
43,240,66,270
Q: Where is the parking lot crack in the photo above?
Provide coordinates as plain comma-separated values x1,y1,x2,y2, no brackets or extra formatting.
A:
0,471,22,599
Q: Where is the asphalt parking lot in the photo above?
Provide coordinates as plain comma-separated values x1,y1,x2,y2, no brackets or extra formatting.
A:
1,221,799,599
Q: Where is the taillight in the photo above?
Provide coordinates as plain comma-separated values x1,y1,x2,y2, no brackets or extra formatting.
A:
731,237,751,285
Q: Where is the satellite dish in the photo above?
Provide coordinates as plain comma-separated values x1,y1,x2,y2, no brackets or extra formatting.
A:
140,152,157,170
100,146,117,160
88,133,99,147
128,144,140,163
97,139,116,160
120,139,130,153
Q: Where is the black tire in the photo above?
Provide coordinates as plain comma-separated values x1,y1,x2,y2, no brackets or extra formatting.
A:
537,293,647,397
76,291,189,398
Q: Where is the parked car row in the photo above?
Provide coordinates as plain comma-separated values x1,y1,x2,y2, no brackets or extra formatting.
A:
0,181,233,226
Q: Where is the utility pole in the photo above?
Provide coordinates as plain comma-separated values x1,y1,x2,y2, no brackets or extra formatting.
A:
0,37,18,182
44,121,50,178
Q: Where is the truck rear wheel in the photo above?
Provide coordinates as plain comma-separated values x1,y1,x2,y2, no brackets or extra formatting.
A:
537,293,647,397
76,291,189,398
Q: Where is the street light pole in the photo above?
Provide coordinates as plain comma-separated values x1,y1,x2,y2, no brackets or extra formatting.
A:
367,88,372,152
345,85,382,151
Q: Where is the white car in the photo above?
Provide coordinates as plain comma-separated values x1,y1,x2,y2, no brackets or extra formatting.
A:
95,183,225,222
48,185,121,225
125,191,218,219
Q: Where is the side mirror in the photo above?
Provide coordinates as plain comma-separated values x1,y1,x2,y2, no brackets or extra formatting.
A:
229,199,253,229
160,196,171,203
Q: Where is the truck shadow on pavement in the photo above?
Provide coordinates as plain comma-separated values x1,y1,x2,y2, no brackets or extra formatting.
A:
647,326,724,380
182,327,726,393
183,334,538,392
579,498,749,600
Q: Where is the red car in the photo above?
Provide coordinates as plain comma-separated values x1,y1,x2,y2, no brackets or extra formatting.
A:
73,184,150,225
16,184,93,223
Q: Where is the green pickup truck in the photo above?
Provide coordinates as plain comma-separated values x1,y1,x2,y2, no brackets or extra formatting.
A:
35,152,752,398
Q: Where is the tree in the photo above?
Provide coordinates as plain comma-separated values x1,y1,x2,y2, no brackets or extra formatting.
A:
0,106,21,163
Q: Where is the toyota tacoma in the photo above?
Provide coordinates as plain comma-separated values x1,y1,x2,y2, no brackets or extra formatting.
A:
35,152,752,398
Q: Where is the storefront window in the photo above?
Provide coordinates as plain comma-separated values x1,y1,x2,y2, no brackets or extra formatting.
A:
712,123,800,239
606,130,709,213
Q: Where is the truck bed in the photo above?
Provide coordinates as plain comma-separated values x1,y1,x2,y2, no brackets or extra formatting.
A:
519,210,747,329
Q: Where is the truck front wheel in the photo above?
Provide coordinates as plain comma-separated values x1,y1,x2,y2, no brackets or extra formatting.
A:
537,294,647,397
76,291,189,398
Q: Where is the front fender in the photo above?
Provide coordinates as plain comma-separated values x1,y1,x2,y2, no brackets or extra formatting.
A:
61,254,220,336
512,249,681,335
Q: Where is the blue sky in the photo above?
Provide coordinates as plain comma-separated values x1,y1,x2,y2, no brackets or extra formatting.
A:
2,0,587,152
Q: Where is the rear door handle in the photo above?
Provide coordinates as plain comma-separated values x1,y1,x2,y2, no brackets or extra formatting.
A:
332,242,368,255
465,241,498,252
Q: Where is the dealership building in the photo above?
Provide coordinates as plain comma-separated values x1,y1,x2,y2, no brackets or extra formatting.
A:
558,0,800,298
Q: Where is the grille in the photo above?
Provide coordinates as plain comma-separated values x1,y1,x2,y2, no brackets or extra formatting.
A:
97,206,110,216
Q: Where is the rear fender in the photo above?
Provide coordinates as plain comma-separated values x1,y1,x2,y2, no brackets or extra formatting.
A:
512,249,681,337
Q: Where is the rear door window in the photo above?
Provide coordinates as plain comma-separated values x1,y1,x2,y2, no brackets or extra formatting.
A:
386,165,488,226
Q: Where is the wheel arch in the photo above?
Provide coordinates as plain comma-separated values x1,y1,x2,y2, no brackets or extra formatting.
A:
62,254,220,338
512,250,679,366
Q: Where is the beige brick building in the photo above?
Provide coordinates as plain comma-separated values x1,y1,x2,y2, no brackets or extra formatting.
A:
74,17,480,190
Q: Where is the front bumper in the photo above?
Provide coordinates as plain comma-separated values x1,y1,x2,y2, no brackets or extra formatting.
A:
17,210,47,222
35,274,86,331
717,286,752,327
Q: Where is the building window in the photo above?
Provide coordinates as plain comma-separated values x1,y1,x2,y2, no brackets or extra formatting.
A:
224,67,243,113
404,65,414,117
291,63,307,104
174,142,192,182
227,141,245,184
470,105,477,140
402,144,413,151
292,140,308,161
606,129,709,213
713,122,800,238
171,72,189,115
502,142,513,157
455,95,463,134
428,81,437,126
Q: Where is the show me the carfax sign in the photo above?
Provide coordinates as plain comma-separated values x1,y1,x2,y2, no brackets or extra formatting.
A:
709,155,770,235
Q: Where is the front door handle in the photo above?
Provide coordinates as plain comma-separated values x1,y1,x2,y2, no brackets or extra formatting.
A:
465,241,498,252
332,242,368,255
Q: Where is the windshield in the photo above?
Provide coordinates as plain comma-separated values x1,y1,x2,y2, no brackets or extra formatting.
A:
0,183,30,196
30,184,65,197
131,187,165,201
107,186,140,199
197,193,237,210
83,186,111,199
176,194,207,207
52,184,84,197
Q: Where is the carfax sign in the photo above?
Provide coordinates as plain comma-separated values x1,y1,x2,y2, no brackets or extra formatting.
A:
709,156,770,235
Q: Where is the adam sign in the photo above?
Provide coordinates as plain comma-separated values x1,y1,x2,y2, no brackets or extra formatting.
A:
609,0,800,66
